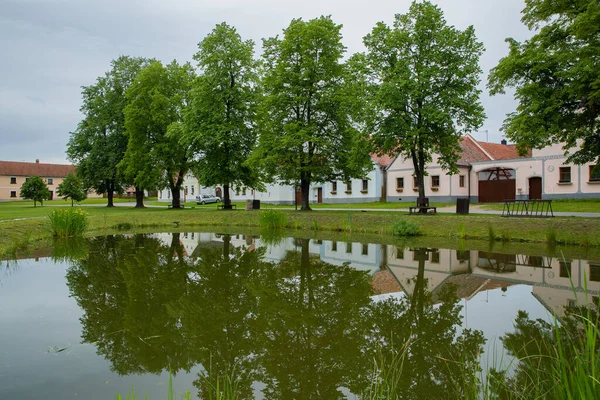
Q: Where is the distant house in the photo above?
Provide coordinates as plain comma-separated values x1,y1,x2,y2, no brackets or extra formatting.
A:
386,134,600,203
0,159,75,201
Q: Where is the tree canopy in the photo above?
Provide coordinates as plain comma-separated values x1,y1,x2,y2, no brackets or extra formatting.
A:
67,56,150,207
19,175,50,207
253,16,372,211
360,0,485,199
120,60,195,208
489,0,600,165
57,172,87,206
182,23,260,208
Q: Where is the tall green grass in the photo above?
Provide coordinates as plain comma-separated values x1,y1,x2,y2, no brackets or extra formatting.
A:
48,208,89,237
258,209,288,229
116,374,192,400
392,220,421,237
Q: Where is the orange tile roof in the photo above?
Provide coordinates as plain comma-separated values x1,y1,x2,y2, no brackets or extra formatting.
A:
477,141,522,160
370,154,395,168
0,160,75,178
458,136,490,164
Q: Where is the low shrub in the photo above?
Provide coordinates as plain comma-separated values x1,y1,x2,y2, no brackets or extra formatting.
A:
48,208,89,237
392,220,421,237
259,209,288,229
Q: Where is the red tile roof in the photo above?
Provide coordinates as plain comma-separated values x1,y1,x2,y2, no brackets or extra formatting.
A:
458,136,490,164
0,160,75,178
477,141,522,160
370,154,395,168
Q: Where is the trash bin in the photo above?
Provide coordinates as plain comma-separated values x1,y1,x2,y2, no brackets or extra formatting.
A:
245,199,253,211
456,198,470,215
252,199,261,210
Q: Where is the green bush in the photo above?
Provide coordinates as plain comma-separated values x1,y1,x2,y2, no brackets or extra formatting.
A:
48,208,89,237
259,210,288,229
392,220,421,237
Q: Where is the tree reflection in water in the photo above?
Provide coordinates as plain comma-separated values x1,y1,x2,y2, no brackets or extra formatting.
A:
66,234,487,399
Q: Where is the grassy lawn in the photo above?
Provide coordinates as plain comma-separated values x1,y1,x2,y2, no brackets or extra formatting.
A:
2,200,600,260
478,199,600,213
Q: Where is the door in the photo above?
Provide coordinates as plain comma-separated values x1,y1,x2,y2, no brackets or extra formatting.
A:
317,187,323,204
49,191,53,200
529,177,542,200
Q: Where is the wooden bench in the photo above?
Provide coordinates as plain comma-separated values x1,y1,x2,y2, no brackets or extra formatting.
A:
408,197,437,214
217,204,237,210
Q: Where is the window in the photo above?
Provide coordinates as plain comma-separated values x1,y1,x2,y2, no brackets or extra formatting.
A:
346,242,352,253
413,176,418,188
185,186,188,195
47,178,53,185
590,165,600,182
331,181,337,193
559,167,571,183
191,186,194,195
431,251,440,263
236,188,240,195
331,241,337,251
362,179,368,192
396,177,404,190
10,191,16,198
362,244,368,255
459,175,465,188
10,177,16,184
345,182,352,194
590,264,600,282
395,247,404,259
559,261,571,278
25,177,29,182
431,175,440,188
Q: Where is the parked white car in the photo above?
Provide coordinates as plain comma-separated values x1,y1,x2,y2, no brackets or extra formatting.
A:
195,194,220,205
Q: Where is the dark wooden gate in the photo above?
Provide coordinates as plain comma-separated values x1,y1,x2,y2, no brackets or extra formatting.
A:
317,188,323,204
478,180,515,203
295,186,302,206
529,177,542,200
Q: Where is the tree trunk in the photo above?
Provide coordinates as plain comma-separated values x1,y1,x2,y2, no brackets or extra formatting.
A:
135,187,144,208
171,184,181,209
222,234,231,259
300,172,311,211
222,184,232,210
107,181,115,208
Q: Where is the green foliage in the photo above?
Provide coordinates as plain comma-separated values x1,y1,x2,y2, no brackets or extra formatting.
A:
120,60,195,208
68,56,150,206
19,175,50,207
545,225,558,245
182,23,260,206
360,1,485,199
253,16,372,210
57,172,87,206
392,220,421,236
488,224,497,242
258,209,288,229
457,223,468,239
490,306,600,399
48,208,89,237
488,0,600,165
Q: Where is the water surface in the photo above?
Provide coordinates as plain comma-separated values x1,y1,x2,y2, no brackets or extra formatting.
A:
1,232,598,399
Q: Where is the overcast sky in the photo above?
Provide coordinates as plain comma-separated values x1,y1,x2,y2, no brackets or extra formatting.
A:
0,0,531,164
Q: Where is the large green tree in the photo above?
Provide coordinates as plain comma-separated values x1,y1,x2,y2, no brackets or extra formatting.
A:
360,1,485,201
253,16,371,211
489,0,600,165
182,23,260,209
67,56,149,207
57,172,87,206
120,60,195,208
19,175,50,207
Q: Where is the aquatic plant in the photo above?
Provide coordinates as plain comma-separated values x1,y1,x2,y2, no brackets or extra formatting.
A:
48,208,89,237
392,220,421,237
258,209,287,229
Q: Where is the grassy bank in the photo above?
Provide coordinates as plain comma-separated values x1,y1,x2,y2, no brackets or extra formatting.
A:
2,203,600,259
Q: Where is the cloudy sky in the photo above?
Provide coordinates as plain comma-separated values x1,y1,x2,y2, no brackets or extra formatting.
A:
0,0,531,164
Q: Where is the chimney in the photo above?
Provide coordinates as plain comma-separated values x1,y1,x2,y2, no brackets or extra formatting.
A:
500,139,507,145
36,159,40,164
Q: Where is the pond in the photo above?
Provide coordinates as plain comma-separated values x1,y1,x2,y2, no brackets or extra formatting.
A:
1,231,599,399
